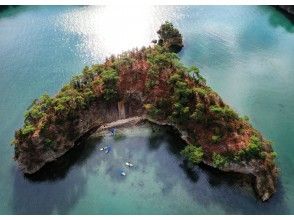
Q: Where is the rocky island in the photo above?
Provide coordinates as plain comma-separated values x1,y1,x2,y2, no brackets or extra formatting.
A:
278,5,294,16
14,22,278,201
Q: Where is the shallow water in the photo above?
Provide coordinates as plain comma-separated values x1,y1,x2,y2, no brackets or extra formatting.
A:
0,5,293,214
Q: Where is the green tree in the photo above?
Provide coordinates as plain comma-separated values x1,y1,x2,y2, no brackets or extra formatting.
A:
211,135,221,144
181,144,204,165
188,66,206,84
20,124,35,137
156,21,183,53
100,68,119,101
210,105,238,120
212,153,228,168
238,135,263,160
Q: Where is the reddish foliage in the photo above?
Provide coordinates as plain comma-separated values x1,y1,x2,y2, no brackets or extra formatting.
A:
118,59,149,94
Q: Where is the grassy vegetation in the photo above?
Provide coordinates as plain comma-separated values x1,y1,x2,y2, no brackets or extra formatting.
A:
242,115,250,122
210,105,239,120
238,135,263,160
212,153,229,168
16,62,119,143
211,135,221,144
181,144,204,165
100,68,119,101
146,47,181,89
19,124,35,137
193,87,208,97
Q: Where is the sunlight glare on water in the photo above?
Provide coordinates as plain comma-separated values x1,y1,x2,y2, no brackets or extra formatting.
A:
56,5,180,63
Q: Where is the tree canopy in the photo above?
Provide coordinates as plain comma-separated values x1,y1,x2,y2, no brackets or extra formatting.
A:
157,21,183,53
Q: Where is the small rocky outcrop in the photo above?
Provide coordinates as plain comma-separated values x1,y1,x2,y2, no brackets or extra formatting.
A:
157,21,184,53
278,5,294,15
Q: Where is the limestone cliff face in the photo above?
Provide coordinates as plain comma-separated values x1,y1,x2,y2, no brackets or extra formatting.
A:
205,158,277,201
15,94,144,174
146,117,278,202
16,93,277,201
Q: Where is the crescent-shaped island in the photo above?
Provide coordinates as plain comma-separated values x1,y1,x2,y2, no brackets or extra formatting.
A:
13,22,278,201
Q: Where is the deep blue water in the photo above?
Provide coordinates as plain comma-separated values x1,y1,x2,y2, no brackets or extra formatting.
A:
0,5,293,214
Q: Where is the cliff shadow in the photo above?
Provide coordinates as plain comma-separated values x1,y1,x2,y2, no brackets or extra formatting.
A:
145,124,289,214
11,136,101,214
147,122,185,155
0,5,18,13
11,122,290,214
200,166,289,214
0,6,29,19
152,150,289,214
264,6,294,33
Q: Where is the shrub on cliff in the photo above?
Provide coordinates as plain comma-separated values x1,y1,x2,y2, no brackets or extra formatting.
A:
171,103,190,123
188,66,206,85
82,66,94,84
146,50,181,89
25,104,44,122
17,123,35,139
21,124,35,135
238,135,263,160
242,115,250,122
167,70,195,123
247,135,263,155
193,87,208,97
212,153,229,168
210,105,238,120
100,68,119,101
181,144,204,165
211,135,221,144
190,109,205,122
24,93,53,123
53,88,86,116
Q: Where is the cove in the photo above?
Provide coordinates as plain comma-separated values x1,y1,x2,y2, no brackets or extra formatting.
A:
10,123,284,214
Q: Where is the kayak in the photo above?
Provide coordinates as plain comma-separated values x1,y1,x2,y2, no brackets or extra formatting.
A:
125,162,134,167
121,171,126,176
99,146,108,151
105,146,112,154
110,128,116,136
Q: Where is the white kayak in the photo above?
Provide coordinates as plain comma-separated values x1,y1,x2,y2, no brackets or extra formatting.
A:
105,146,111,154
100,146,108,151
121,171,126,176
125,162,134,167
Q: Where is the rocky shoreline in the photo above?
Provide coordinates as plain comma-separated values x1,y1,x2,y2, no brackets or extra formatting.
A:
96,114,277,201
145,117,277,201
17,105,277,201
278,5,294,16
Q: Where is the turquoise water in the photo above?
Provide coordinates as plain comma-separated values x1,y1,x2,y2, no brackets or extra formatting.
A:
0,5,293,214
